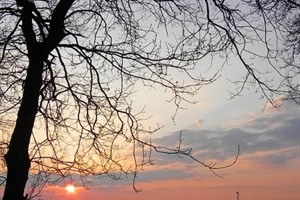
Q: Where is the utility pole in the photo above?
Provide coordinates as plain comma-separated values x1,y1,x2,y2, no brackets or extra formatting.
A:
236,191,240,200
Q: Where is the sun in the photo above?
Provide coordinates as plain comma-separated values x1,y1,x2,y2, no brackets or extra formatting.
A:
65,184,76,194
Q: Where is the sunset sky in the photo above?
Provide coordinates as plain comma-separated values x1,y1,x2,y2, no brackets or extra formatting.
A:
0,1,299,200
1,30,299,200
2,44,297,199
0,63,297,199
23,76,299,200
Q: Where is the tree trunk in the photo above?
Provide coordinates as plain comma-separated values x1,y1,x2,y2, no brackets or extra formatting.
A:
3,55,44,200
2,1,74,199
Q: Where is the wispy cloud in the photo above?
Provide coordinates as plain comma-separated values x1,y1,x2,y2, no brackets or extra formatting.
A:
138,101,300,181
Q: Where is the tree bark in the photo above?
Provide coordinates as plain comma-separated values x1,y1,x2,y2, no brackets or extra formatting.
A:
3,54,44,200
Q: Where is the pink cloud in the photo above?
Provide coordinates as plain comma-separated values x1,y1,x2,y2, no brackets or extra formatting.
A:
194,119,204,128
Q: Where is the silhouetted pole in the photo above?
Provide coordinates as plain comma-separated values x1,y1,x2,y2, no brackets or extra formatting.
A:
236,191,240,200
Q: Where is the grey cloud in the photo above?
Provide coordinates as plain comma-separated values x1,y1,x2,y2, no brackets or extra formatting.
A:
247,102,299,131
137,168,189,182
254,150,299,166
151,103,299,169
247,114,284,130
269,118,300,142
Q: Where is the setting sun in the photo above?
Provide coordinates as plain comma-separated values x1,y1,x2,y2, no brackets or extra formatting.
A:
65,185,76,194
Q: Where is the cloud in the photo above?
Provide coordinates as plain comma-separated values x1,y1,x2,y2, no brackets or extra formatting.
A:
137,168,189,182
52,101,298,186
151,101,299,170
194,119,204,128
253,147,299,166
27,101,299,189
264,95,286,111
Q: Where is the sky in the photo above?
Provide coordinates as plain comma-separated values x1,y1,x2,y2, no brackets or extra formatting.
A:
0,57,298,200
3,42,297,199
0,2,299,200
26,79,299,200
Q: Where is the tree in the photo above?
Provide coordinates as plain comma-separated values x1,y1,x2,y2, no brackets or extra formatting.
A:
0,0,299,199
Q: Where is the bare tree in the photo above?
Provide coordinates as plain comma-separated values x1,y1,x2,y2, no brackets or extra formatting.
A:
0,0,299,199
